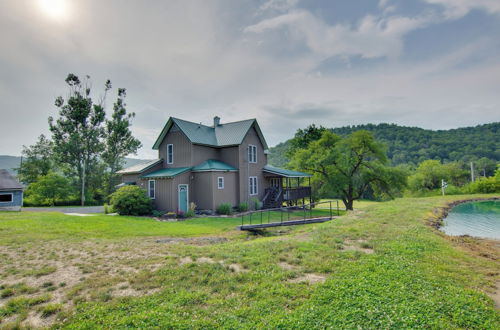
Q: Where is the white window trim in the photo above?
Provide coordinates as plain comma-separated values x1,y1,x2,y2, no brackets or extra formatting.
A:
148,180,156,199
249,176,258,196
167,144,174,164
248,145,257,163
0,193,13,203
217,177,224,190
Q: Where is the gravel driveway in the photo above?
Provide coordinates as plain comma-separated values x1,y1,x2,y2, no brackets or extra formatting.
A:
22,206,104,214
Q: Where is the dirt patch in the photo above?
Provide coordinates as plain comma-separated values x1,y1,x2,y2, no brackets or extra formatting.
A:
227,264,248,273
288,273,326,284
196,257,216,264
489,281,500,309
342,239,374,254
156,237,228,245
278,262,297,270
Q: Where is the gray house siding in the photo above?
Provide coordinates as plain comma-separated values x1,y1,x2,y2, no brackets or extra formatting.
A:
238,125,268,204
0,190,23,211
159,129,192,168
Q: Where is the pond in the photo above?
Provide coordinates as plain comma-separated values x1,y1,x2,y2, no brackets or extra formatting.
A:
441,200,500,239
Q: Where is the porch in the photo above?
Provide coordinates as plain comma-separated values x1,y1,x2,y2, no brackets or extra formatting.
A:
262,165,312,209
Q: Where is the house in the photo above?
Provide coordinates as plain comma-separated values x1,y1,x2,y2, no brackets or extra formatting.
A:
117,117,311,213
0,169,24,211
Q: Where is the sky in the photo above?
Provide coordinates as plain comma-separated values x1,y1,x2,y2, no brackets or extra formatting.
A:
0,0,499,159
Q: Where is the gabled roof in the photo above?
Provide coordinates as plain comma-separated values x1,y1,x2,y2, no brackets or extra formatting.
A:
0,169,23,191
152,117,269,150
263,165,312,178
192,160,238,172
141,167,191,179
116,159,163,174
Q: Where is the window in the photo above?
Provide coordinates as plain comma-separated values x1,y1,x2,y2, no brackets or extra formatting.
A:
248,145,257,163
271,178,280,188
167,144,174,164
249,176,258,196
217,177,224,189
0,193,13,203
148,180,156,199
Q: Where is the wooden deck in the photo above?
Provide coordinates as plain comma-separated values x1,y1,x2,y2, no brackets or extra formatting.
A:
238,216,333,231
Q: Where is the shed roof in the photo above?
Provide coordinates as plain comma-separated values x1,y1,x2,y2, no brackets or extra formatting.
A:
152,117,268,150
0,169,23,190
192,160,238,172
262,165,312,178
116,159,162,174
141,167,191,179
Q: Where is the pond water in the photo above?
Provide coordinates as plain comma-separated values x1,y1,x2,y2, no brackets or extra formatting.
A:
441,200,500,239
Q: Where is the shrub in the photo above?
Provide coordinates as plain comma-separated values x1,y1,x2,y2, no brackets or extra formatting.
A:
39,303,63,318
467,176,500,193
152,210,165,217
185,209,195,218
109,186,153,216
237,202,249,212
103,203,114,214
216,203,232,215
24,172,76,206
250,197,262,210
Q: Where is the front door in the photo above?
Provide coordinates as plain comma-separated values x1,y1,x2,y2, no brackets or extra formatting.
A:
178,184,189,213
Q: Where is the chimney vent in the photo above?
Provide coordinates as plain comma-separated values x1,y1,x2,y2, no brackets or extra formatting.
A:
213,116,221,127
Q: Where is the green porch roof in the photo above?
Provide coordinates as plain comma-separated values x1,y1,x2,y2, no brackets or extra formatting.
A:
192,159,237,172
263,165,312,178
141,167,191,179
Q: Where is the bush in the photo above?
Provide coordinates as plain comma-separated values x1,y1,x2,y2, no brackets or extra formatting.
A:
24,172,76,206
152,210,165,217
237,202,249,212
103,203,114,214
250,197,262,210
216,203,232,215
109,186,153,216
467,176,500,193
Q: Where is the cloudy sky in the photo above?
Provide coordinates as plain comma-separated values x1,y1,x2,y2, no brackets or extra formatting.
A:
1,0,499,159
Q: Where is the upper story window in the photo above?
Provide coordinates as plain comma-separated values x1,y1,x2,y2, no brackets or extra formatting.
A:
148,180,156,199
217,177,224,190
248,145,257,163
167,144,174,164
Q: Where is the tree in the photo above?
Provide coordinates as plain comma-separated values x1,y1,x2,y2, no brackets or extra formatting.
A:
24,172,74,206
17,135,54,184
291,130,406,210
49,74,110,206
287,124,327,158
102,88,142,196
408,160,468,192
475,157,497,177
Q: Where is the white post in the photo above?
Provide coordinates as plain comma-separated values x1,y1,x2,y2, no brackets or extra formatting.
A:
470,162,475,182
441,179,445,196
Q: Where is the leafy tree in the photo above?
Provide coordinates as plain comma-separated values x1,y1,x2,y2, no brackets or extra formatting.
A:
110,185,152,216
291,130,406,210
475,157,497,177
17,135,54,184
102,88,142,196
24,172,74,206
408,160,469,192
49,74,109,206
287,124,327,157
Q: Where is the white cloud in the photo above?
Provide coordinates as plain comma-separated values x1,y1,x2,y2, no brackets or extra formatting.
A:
424,0,500,19
259,0,299,12
245,10,436,59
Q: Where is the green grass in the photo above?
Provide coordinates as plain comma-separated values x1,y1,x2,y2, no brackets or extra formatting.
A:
0,195,499,328
0,212,242,244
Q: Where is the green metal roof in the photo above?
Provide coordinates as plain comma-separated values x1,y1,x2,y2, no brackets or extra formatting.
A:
192,160,238,172
152,117,269,150
263,165,312,178
141,167,191,179
116,159,162,174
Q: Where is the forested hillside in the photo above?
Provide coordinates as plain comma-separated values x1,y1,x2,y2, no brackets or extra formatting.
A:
268,122,500,168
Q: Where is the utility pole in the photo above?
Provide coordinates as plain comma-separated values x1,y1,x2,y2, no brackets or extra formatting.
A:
470,162,475,182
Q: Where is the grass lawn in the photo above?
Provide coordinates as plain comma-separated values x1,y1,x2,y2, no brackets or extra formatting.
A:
0,195,499,328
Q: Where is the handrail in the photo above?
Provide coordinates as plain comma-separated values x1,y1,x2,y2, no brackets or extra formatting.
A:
241,200,341,227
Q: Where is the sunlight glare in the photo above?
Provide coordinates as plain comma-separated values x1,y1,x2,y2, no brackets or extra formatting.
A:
37,0,69,21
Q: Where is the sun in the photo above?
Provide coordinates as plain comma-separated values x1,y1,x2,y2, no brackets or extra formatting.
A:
37,0,69,21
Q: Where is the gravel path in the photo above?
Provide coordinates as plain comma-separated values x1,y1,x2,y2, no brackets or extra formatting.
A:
22,206,104,214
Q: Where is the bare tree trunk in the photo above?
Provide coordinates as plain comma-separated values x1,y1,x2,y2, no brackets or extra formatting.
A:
81,159,86,206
